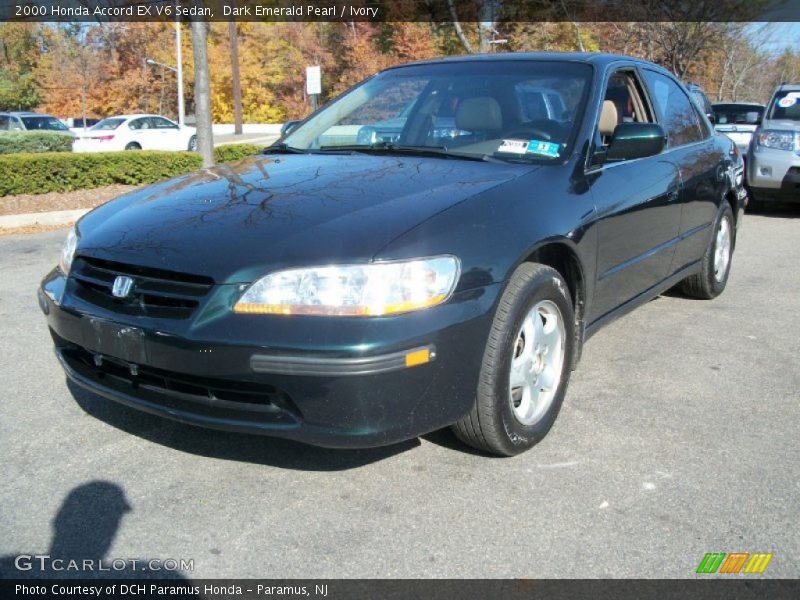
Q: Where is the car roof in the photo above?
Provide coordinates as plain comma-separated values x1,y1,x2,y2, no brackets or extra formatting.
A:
776,83,800,92
712,102,764,107
101,114,170,120
390,51,668,73
2,111,53,116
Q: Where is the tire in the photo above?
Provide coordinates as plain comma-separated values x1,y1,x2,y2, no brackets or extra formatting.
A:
124,142,141,151
452,263,575,456
188,135,197,151
681,202,734,299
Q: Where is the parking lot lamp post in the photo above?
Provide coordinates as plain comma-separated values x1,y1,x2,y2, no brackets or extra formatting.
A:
176,21,185,127
145,52,185,126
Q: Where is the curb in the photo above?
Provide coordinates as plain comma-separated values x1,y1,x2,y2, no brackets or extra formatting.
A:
0,208,90,229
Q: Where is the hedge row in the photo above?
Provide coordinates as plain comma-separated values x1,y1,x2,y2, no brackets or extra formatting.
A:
0,131,74,154
0,144,266,196
213,143,264,163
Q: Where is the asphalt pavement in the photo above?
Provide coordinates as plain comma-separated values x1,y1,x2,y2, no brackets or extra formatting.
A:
0,207,798,578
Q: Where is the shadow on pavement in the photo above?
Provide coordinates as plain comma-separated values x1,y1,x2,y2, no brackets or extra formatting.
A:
67,379,419,471
745,201,800,218
0,481,192,583
421,428,496,457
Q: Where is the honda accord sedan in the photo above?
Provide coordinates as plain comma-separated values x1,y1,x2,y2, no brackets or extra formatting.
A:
72,114,197,152
40,53,746,456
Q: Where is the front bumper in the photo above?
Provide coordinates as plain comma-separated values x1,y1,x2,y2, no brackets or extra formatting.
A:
747,146,800,202
40,269,500,448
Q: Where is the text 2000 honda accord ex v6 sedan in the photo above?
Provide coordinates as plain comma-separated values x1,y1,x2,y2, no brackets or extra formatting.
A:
40,54,746,456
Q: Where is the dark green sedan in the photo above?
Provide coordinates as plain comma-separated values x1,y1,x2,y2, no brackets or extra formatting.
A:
40,53,746,455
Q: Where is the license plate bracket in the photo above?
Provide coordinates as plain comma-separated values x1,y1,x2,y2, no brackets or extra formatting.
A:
84,318,147,364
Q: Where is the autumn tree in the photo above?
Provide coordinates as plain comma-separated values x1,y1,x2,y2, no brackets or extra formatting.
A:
0,23,43,110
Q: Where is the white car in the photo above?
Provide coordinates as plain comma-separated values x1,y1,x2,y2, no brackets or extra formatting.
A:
712,102,764,154
72,114,197,152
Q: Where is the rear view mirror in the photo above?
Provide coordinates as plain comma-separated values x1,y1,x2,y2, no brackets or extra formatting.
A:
606,123,667,161
356,126,379,145
280,120,301,137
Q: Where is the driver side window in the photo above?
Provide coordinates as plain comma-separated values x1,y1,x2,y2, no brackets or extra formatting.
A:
598,71,653,148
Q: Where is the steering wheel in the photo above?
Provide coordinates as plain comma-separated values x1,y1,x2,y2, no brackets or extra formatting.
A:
502,126,554,141
504,119,568,142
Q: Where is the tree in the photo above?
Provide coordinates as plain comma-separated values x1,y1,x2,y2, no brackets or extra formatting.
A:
0,23,42,110
191,20,214,167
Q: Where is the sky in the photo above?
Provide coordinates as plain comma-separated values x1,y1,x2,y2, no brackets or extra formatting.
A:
749,22,800,53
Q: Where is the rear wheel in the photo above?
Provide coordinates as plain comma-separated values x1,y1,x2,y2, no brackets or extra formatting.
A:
452,263,574,456
124,142,141,151
681,202,734,299
188,135,197,151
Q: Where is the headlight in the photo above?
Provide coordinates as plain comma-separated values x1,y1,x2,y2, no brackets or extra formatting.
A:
234,256,460,316
59,226,79,275
756,130,800,153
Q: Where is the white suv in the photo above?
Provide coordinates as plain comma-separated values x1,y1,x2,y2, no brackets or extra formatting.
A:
747,84,800,205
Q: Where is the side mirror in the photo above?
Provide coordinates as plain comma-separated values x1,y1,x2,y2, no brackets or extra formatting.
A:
606,122,667,161
280,120,301,137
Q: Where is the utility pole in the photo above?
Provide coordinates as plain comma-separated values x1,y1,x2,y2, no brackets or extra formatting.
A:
228,20,243,135
191,19,215,167
176,20,185,126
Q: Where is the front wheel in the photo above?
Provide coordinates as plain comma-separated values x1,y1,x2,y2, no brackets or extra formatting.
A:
452,263,574,456
681,202,734,299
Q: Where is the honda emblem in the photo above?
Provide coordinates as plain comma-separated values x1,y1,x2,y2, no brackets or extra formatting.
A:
111,275,135,298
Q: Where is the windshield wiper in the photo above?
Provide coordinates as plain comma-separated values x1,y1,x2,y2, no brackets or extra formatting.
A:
318,142,501,162
265,142,354,155
265,142,308,154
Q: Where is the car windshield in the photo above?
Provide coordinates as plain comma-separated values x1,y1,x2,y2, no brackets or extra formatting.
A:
283,60,592,163
20,116,69,131
92,118,126,131
713,104,763,125
766,90,800,121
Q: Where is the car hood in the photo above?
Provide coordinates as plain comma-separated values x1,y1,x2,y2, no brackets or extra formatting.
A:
76,153,534,283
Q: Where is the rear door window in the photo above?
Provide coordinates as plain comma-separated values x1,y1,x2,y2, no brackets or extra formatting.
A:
642,70,704,147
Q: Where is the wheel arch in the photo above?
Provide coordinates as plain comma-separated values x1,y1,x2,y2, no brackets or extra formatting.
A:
517,239,587,367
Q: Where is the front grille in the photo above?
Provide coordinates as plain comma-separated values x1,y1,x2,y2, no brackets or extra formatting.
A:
61,344,299,418
70,256,214,319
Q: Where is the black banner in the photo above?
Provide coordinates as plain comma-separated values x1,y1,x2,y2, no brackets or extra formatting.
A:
2,0,800,23
3,579,800,600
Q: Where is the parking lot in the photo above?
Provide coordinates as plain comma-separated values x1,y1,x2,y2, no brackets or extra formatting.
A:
0,208,798,579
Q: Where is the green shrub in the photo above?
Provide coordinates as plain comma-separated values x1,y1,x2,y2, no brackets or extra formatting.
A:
0,144,268,196
0,131,74,154
214,143,264,163
0,151,202,196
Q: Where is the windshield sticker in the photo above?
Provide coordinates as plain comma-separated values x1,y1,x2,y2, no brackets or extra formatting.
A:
777,93,799,108
498,139,530,154
526,139,561,157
